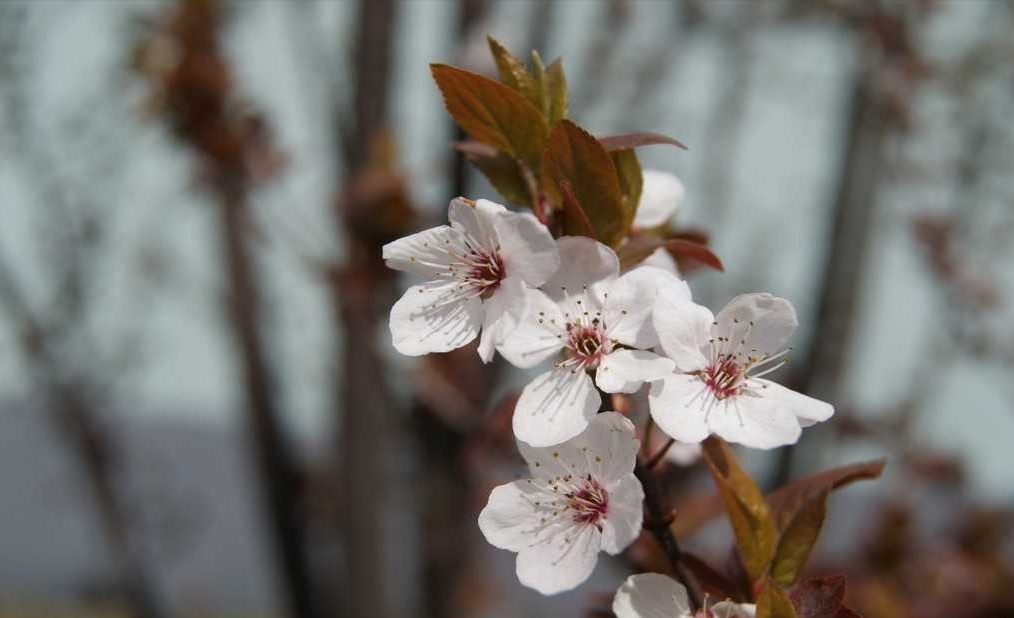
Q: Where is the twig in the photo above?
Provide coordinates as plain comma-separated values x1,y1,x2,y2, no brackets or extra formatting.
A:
645,437,676,470
634,459,704,609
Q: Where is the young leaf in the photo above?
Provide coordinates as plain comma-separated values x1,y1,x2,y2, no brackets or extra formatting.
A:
770,490,828,586
453,141,531,206
788,576,846,618
541,119,627,246
767,461,885,586
487,37,541,108
664,238,725,271
431,64,549,172
559,180,596,240
701,437,778,581
599,131,688,152
612,149,643,231
758,580,799,618
543,58,568,125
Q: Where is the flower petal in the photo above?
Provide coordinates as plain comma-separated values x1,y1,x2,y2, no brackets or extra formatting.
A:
382,225,460,278
712,601,757,618
753,379,834,427
647,374,711,444
605,266,679,349
496,289,565,369
477,481,544,552
448,198,504,252
496,210,560,287
637,246,680,276
477,276,529,363
707,391,802,449
513,367,600,447
516,523,601,595
714,293,797,358
389,281,482,355
596,350,675,394
653,283,713,372
633,169,684,229
600,474,644,554
540,237,619,306
613,573,691,618
518,411,638,483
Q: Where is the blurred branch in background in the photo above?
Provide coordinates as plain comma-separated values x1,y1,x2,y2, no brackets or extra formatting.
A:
134,2,319,617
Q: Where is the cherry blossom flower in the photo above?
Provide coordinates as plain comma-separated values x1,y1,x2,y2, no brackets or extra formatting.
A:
633,169,685,229
613,573,756,618
383,198,559,362
649,291,834,449
477,412,644,595
498,237,677,447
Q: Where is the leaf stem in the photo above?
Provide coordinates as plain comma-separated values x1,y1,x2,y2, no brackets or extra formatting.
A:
634,459,705,610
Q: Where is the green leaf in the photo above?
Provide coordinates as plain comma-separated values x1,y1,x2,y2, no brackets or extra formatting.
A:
431,63,548,172
487,37,541,109
543,57,568,125
611,149,642,233
701,437,778,581
454,141,531,206
766,460,885,586
757,580,799,618
541,120,626,246
770,490,828,586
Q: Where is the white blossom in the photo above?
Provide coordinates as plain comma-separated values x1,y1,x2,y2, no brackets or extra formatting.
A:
478,412,644,595
383,198,559,362
613,573,756,618
650,291,834,449
498,236,677,447
633,170,685,229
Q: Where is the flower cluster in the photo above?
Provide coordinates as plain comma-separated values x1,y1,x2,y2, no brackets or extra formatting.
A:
383,171,834,597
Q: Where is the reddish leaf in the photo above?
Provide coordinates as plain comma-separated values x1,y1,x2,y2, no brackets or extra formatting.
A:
598,131,687,152
664,238,724,271
682,551,743,602
789,576,846,618
559,180,596,240
453,141,531,206
701,437,777,581
767,460,887,522
431,64,548,171
617,235,665,271
757,579,798,618
541,119,626,246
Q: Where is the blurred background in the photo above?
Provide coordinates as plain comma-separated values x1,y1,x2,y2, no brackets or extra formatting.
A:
0,0,1012,617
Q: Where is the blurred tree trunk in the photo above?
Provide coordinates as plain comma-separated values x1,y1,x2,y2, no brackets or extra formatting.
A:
216,182,321,618
334,2,403,618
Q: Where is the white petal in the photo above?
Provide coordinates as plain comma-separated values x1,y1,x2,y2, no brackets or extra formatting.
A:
605,267,679,349
754,379,834,427
653,283,713,372
540,236,619,306
516,524,601,595
665,441,702,466
708,391,802,449
517,411,637,483
496,210,560,287
389,281,482,355
477,481,544,552
448,198,504,251
496,289,565,369
714,293,797,358
382,225,460,277
596,350,675,394
647,374,711,444
613,573,691,618
477,276,529,363
633,170,684,229
713,601,757,618
513,368,600,447
600,474,644,554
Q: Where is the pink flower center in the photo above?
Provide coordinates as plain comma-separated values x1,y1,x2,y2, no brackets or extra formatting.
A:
463,250,505,299
564,321,610,369
702,355,746,400
566,477,609,527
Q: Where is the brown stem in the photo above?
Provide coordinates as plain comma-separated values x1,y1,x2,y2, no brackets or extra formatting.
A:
645,437,676,470
634,459,704,609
